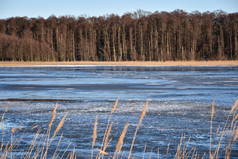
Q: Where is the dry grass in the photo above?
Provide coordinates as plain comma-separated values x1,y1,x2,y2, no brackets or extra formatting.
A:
0,98,238,159
0,61,238,67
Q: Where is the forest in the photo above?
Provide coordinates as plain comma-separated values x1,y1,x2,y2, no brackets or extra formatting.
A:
0,10,237,61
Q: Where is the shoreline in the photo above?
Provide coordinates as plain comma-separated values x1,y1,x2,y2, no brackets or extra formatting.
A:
0,61,237,66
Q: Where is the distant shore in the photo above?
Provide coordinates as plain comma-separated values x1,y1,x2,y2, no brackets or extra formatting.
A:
0,61,237,66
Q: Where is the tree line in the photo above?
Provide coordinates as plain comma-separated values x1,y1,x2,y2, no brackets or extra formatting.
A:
0,10,237,61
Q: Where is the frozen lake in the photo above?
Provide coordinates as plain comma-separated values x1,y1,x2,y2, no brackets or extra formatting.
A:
0,65,238,105
0,65,238,158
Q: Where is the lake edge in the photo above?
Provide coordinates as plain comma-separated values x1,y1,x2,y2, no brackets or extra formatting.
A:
0,60,238,67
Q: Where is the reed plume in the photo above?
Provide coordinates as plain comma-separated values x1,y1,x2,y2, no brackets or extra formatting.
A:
44,103,58,159
52,113,68,139
230,99,238,113
112,97,119,114
128,97,149,159
100,97,119,151
113,121,129,159
48,103,58,131
11,126,22,134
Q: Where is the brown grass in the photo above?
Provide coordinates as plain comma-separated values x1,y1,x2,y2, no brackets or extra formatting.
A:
0,61,238,67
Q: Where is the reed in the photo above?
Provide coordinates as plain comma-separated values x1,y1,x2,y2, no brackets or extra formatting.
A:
1,106,8,123
91,115,98,159
142,143,147,159
103,123,112,152
1,105,8,153
230,99,238,113
49,103,58,131
113,121,129,159
128,97,149,159
0,98,238,159
52,113,68,139
209,100,215,159
100,97,119,151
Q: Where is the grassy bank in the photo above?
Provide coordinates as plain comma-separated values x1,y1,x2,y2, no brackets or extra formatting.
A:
0,61,238,67
0,99,238,158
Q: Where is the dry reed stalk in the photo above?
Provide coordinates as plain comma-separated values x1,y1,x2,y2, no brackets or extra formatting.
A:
166,144,170,159
112,97,119,114
100,97,119,151
191,148,196,159
95,149,112,157
2,143,9,158
103,123,112,151
213,104,235,158
25,129,41,159
69,146,76,159
99,123,113,159
201,152,206,159
149,148,153,159
183,147,195,159
233,126,238,141
182,138,190,158
30,125,39,130
213,128,227,157
175,134,184,158
59,143,71,159
142,143,147,159
226,126,238,157
234,114,238,121
40,134,47,159
216,125,220,138
43,103,58,159
1,105,8,123
128,97,149,159
52,133,63,159
157,147,159,159
1,106,8,153
31,131,45,159
48,103,58,131
10,126,23,158
52,113,68,139
230,99,238,113
91,115,98,159
210,100,215,159
113,121,129,159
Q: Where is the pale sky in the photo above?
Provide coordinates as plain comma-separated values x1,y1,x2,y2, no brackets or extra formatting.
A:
0,0,237,19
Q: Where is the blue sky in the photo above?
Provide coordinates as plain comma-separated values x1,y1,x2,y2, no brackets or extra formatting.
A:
0,0,237,19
